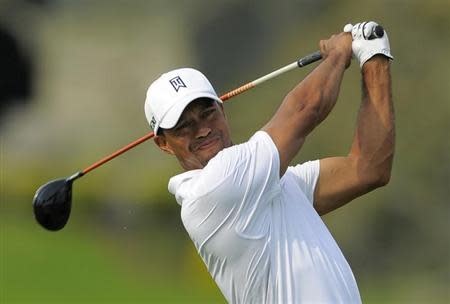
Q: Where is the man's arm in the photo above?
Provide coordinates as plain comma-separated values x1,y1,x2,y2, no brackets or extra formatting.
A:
262,33,352,177
314,56,395,215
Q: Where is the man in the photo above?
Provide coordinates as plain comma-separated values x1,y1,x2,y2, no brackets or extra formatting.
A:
144,21,394,303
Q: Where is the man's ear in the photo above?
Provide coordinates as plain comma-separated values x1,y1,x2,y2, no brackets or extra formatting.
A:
154,135,174,155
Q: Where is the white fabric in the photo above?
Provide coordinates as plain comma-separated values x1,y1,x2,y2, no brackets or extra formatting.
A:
343,21,393,68
169,131,361,303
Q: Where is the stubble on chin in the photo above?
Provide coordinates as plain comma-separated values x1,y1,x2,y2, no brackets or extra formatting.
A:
199,140,225,167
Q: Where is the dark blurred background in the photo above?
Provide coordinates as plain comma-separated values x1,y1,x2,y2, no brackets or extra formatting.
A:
1,0,449,303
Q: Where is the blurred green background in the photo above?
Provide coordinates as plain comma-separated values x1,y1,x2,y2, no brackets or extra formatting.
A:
1,0,449,303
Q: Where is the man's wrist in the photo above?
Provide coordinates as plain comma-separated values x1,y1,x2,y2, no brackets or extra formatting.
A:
362,55,390,72
326,51,349,69
361,55,391,91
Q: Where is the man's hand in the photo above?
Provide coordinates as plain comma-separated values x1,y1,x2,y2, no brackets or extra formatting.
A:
344,21,394,68
319,32,352,69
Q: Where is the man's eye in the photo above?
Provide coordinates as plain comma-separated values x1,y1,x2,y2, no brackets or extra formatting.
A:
174,123,188,131
203,109,216,118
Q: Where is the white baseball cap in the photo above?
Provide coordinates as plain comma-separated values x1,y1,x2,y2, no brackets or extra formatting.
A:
144,68,222,134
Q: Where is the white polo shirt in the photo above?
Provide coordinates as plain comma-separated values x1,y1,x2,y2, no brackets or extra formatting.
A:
168,131,361,303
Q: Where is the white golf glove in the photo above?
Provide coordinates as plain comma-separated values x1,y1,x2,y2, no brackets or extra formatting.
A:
344,21,393,68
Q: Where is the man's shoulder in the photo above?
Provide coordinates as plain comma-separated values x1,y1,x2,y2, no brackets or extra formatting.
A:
168,130,281,205
168,170,201,196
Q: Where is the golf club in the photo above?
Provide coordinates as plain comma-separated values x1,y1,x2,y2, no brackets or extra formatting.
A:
32,25,385,231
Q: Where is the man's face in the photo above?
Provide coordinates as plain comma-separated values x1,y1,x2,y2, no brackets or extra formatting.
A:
154,98,232,171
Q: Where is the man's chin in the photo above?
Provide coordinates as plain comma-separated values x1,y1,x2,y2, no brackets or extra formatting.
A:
199,142,223,166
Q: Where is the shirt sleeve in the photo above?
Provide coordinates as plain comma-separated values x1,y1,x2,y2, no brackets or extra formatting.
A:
175,131,281,238
285,160,320,205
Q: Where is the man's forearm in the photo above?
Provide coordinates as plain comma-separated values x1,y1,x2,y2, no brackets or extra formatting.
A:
262,32,352,176
350,56,395,185
285,52,348,136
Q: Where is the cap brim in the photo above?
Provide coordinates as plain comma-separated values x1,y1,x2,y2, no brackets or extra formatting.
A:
157,92,222,132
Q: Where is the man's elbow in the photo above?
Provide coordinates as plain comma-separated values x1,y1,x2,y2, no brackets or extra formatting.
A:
365,166,392,190
374,170,391,188
355,150,394,190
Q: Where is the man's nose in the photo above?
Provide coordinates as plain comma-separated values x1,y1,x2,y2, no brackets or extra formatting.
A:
196,123,211,139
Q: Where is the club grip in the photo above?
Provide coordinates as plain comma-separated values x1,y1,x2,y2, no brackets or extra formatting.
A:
369,25,384,39
297,51,322,67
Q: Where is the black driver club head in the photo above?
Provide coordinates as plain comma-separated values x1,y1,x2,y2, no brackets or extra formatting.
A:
33,178,74,231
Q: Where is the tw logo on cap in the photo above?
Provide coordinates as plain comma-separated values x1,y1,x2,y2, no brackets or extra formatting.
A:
169,76,186,92
150,116,156,129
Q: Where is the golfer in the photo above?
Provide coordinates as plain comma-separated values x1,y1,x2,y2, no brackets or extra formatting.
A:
144,21,394,303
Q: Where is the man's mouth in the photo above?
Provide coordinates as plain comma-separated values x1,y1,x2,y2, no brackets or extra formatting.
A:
194,135,220,151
